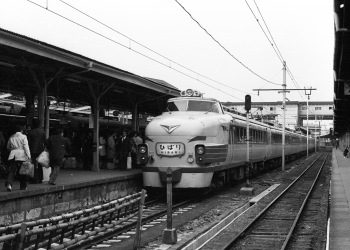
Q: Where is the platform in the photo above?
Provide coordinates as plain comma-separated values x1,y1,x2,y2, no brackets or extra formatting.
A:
329,148,350,250
0,168,142,225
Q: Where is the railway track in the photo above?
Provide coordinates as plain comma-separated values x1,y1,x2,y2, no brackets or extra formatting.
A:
81,196,198,249
199,153,329,250
0,193,198,250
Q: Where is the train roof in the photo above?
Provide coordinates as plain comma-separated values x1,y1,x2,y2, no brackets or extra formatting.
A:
226,111,307,136
167,96,219,102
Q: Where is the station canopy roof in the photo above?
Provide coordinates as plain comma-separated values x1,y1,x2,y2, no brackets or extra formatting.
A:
333,0,350,135
0,28,180,116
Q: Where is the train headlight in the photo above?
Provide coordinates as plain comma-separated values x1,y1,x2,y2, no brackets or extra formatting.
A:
137,144,148,166
187,155,194,163
186,89,194,96
180,89,202,97
139,146,147,154
195,145,205,164
196,146,205,155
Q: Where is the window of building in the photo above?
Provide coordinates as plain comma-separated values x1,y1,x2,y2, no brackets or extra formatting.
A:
302,106,307,110
270,107,276,111
315,107,321,110
329,106,333,110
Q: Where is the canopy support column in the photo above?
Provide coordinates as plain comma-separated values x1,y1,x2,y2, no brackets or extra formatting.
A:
88,82,115,172
132,102,139,132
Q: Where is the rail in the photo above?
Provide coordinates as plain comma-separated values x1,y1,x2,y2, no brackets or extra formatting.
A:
221,154,328,249
0,190,146,250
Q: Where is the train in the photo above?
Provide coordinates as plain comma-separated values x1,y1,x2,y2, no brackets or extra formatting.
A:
137,89,315,189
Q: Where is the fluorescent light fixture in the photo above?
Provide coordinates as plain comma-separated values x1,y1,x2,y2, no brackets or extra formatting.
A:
0,93,12,99
0,61,15,67
113,89,124,93
66,78,81,83
69,106,90,112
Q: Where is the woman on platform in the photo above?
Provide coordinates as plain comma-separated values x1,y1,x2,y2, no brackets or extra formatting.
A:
5,125,31,191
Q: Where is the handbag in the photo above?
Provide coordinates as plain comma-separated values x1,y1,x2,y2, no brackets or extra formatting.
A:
19,160,34,178
127,153,132,170
37,151,50,168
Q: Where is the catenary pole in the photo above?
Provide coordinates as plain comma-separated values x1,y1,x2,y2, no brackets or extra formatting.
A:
253,62,316,171
282,61,286,171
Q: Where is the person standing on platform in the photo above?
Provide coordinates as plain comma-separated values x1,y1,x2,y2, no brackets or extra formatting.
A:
343,146,349,158
0,129,5,161
71,131,82,165
99,131,107,168
132,131,143,168
82,131,93,170
107,130,117,166
5,125,31,191
335,138,339,149
116,130,132,170
27,120,46,184
46,128,71,185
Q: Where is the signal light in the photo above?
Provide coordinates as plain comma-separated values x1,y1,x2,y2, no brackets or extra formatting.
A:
245,95,251,112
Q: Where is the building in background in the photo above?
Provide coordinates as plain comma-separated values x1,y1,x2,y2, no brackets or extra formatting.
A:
223,101,333,136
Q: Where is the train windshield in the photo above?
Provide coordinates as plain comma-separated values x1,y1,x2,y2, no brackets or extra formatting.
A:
166,100,221,113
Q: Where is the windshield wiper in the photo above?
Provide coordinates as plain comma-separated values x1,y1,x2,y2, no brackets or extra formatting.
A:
205,106,213,114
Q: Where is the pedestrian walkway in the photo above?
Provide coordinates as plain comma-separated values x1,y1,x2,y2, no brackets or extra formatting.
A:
329,148,350,250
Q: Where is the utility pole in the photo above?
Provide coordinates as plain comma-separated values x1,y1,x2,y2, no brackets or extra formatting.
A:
282,61,286,171
253,61,316,171
245,95,251,185
304,88,312,157
315,115,317,152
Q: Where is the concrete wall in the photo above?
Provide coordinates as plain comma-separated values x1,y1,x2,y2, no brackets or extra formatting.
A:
0,175,142,225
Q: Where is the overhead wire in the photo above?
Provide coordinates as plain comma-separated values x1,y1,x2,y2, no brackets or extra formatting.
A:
27,0,314,109
245,0,284,64
58,0,251,98
26,0,249,101
245,0,317,118
246,0,310,103
174,0,281,87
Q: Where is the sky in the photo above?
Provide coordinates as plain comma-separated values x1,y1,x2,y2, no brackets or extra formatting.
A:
0,0,334,104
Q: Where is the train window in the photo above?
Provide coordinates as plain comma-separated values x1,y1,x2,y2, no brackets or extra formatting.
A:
236,127,242,143
236,127,246,143
252,130,258,143
166,101,187,111
258,131,262,143
234,127,239,143
187,101,220,113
